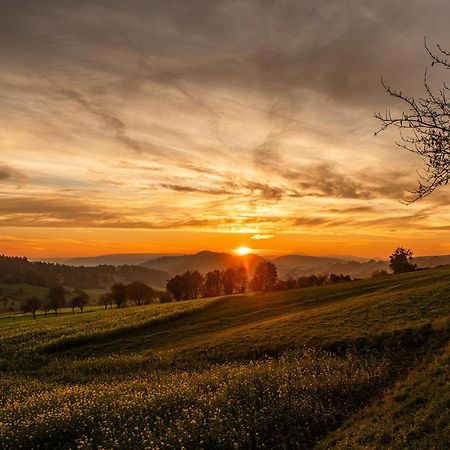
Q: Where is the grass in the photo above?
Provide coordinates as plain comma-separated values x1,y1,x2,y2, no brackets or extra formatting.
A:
0,267,449,449
0,283,107,319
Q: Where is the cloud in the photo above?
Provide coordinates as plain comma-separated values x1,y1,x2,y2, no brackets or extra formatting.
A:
0,164,28,185
251,234,275,240
0,0,449,252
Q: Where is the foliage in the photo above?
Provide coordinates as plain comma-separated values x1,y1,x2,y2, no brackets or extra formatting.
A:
21,296,42,319
372,269,389,278
389,247,417,274
126,281,155,306
203,269,223,297
0,254,168,289
111,283,128,308
250,261,278,291
70,289,89,313
1,267,449,448
166,270,205,300
47,285,66,315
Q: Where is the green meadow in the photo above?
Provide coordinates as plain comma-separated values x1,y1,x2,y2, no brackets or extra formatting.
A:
1,267,449,449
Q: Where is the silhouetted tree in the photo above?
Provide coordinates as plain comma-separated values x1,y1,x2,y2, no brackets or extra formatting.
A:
21,296,42,319
389,247,417,274
127,281,154,305
43,299,51,318
158,291,173,303
184,270,204,299
166,275,184,301
329,274,352,284
47,285,66,315
285,277,297,289
234,267,248,293
72,289,89,313
376,41,450,201
296,274,328,288
203,270,223,297
99,292,114,309
372,269,389,278
250,262,278,291
111,283,128,308
166,271,205,300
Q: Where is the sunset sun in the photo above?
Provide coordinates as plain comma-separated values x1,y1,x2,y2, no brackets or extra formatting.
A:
235,246,252,255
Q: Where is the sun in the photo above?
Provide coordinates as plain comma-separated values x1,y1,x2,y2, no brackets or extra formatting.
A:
235,246,252,255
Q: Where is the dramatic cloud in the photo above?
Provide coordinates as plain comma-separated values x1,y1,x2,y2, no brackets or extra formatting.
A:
0,164,28,185
0,0,449,257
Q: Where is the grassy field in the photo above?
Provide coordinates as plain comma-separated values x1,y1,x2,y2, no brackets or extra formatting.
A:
1,268,449,449
0,283,106,317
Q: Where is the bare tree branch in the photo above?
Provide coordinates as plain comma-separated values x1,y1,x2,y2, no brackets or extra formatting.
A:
375,40,450,202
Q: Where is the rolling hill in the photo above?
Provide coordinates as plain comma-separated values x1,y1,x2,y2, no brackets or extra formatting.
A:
141,250,264,275
63,253,180,266
38,250,450,281
1,266,449,448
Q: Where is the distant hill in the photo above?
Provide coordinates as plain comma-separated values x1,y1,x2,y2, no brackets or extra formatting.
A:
25,251,450,282
141,250,264,275
414,254,450,268
65,253,180,267
0,255,170,290
272,253,450,279
273,255,346,274
272,254,388,278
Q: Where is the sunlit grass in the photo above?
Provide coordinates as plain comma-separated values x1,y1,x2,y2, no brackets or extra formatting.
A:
0,267,449,449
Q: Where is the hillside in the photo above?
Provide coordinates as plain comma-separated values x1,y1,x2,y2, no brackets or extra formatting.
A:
272,254,387,278
141,250,264,275
1,267,449,448
64,253,180,266
0,255,170,290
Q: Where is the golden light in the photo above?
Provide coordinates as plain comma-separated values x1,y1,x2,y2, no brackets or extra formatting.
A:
235,246,252,255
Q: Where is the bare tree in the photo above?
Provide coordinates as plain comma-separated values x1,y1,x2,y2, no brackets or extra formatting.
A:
21,296,42,319
376,40,450,201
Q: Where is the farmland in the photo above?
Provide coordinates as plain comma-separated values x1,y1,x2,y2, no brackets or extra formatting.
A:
1,267,449,449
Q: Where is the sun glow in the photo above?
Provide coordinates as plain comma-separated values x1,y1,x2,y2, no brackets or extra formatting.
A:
235,246,252,255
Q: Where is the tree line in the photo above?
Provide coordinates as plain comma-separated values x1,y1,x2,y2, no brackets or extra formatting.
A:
166,261,355,301
0,255,167,289
20,281,171,319
98,282,170,309
21,285,89,319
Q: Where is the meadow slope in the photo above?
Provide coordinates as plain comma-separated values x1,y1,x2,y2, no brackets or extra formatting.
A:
1,267,449,449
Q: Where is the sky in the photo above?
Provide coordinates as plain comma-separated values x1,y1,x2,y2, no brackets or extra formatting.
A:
1,0,450,259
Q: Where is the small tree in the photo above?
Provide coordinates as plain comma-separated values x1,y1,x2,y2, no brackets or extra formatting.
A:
158,291,173,303
111,283,128,308
47,285,66,315
203,270,223,297
166,275,184,301
221,267,237,295
42,299,51,318
389,247,417,274
21,296,42,319
184,270,204,299
285,277,297,289
127,281,154,306
372,269,389,278
250,262,278,291
72,289,89,313
99,292,113,309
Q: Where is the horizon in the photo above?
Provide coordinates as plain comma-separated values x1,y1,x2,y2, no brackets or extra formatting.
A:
1,1,450,259
9,247,450,264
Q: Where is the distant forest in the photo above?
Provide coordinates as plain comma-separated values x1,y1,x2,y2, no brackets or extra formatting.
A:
0,255,168,289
